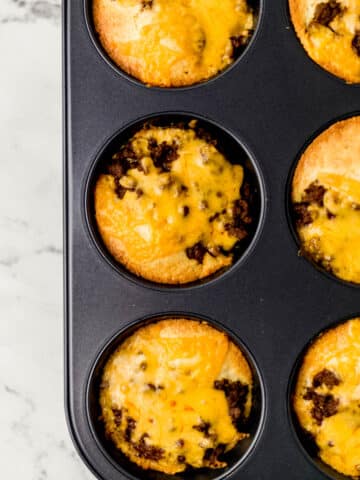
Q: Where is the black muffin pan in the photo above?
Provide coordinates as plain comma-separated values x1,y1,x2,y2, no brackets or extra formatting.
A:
63,1,360,479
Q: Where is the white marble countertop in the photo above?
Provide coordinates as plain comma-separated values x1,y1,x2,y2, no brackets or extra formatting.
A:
0,1,94,478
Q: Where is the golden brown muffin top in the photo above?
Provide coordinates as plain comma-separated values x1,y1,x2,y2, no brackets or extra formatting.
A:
94,122,254,284
293,318,360,477
92,0,255,87
289,0,360,83
292,117,360,284
99,319,253,474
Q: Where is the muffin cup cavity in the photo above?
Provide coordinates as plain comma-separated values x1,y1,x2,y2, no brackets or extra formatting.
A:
288,316,360,480
84,0,263,90
86,313,266,480
84,112,266,291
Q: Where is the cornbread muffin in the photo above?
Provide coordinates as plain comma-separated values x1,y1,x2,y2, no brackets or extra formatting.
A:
94,122,254,284
92,0,256,87
289,0,360,83
293,318,360,477
291,116,360,284
99,319,253,474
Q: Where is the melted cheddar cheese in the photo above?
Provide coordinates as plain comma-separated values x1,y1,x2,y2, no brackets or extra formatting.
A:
298,174,360,283
92,0,255,87
289,0,360,83
95,124,251,284
99,319,253,474
293,318,360,477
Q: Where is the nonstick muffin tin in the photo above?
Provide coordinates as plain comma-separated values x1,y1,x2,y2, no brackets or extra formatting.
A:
63,1,360,480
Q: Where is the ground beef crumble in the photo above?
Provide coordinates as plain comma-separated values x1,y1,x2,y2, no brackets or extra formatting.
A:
233,199,252,225
294,202,313,227
312,1,343,27
186,242,208,264
106,143,144,198
106,137,180,197
303,388,339,425
303,182,326,206
113,178,127,199
312,369,340,389
147,383,164,391
241,182,252,201
148,138,179,172
108,162,124,178
214,379,249,430
203,444,226,466
125,416,137,441
112,144,139,171
352,31,360,57
141,0,153,9
225,197,252,241
133,433,165,461
293,182,327,227
192,420,211,437
225,224,248,241
111,408,122,427
194,127,217,146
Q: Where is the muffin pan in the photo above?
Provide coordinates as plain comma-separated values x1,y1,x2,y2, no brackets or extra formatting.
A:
64,1,360,480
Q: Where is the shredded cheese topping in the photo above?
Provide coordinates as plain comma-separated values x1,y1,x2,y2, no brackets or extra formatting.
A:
94,124,251,284
99,320,253,474
93,0,255,86
298,174,360,283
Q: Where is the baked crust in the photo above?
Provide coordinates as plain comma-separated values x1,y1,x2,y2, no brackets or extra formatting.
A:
292,117,360,200
95,222,233,284
99,319,253,474
291,116,360,284
94,124,253,284
92,0,255,87
289,0,360,84
293,318,360,477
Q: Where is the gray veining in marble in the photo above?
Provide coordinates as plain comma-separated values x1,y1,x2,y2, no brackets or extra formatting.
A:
1,0,61,24
0,1,94,478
